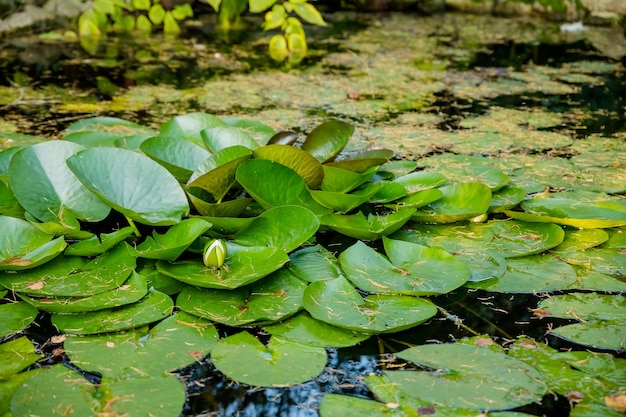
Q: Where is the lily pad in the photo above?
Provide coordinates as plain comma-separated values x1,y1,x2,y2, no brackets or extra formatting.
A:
0,337,41,377
311,182,383,213
392,171,447,194
64,311,218,378
320,208,416,240
482,220,565,257
301,120,354,163
0,243,135,297
234,206,319,253
134,218,212,260
0,216,65,271
538,293,626,322
211,331,327,387
236,158,331,215
201,125,260,152
339,239,469,295
0,302,38,338
550,321,625,351
221,117,275,143
387,343,547,410
552,228,610,256
18,271,148,313
489,186,526,213
140,135,211,182
411,182,492,223
51,289,174,335
324,148,393,173
157,242,288,289
159,112,225,146
64,226,135,256
265,312,370,348
176,268,306,326
8,141,111,223
67,147,189,225
303,276,437,334
385,188,443,209
560,248,625,277
469,255,577,293
288,244,344,283
320,165,378,193
253,144,324,189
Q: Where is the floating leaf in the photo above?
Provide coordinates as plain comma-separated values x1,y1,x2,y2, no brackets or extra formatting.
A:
253,144,324,189
489,186,526,213
288,244,343,283
211,331,327,387
311,183,384,213
64,226,135,256
301,120,354,163
339,239,469,295
481,220,565,257
67,147,189,225
160,112,225,146
560,248,625,277
0,337,41,378
51,289,173,335
177,268,306,326
62,117,156,149
388,343,547,410
0,243,135,297
0,302,38,338
0,216,59,270
134,218,211,260
18,271,148,313
64,311,218,378
157,243,288,289
550,321,625,351
236,158,331,215
265,312,369,348
538,293,626,322
470,255,577,293
221,117,275,143
201,125,259,152
303,276,437,334
411,182,492,223
320,208,416,240
140,135,211,182
385,188,443,209
392,171,447,194
325,148,393,173
234,206,319,253
320,165,378,193
8,141,111,223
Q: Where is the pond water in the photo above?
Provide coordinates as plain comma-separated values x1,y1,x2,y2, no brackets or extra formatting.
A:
1,10,625,417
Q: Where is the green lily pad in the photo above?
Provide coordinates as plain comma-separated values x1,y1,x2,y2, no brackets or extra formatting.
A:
253,144,324,189
64,226,135,256
303,276,437,334
387,343,547,410
311,182,383,213
369,181,407,203
0,243,135,296
560,248,625,277
67,147,189,226
434,165,510,191
221,116,275,143
18,271,148,313
320,393,431,417
140,135,211,182
392,171,447,194
177,268,306,326
234,206,319,253
469,255,577,293
0,302,38,338
51,289,174,335
0,337,41,378
160,112,225,146
211,331,327,387
265,311,370,348
8,141,111,223
62,117,156,149
202,125,260,152
489,186,527,213
339,239,469,295
411,182,492,223
385,188,443,209
0,216,66,271
320,165,378,193
288,244,344,283
10,365,96,417
236,158,331,215
550,321,625,351
134,218,212,260
552,228,610,256
567,268,626,292
320,208,416,240
301,120,354,163
157,243,289,289
64,311,218,378
538,293,626,322
186,146,252,201
481,220,565,257
136,259,187,295
324,148,393,173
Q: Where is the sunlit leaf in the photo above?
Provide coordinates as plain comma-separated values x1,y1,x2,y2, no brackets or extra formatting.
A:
301,120,354,163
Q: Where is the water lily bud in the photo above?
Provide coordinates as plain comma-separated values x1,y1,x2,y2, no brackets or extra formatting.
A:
203,239,227,268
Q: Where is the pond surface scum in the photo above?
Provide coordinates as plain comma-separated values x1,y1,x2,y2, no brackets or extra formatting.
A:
0,10,625,417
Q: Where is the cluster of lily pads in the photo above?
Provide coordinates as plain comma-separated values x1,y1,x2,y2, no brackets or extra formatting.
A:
0,112,624,416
